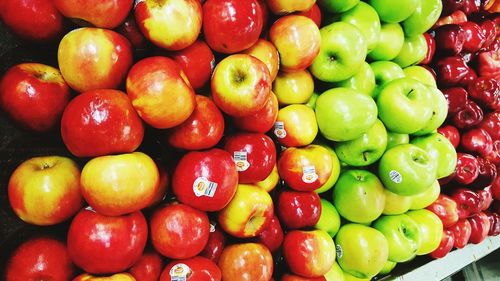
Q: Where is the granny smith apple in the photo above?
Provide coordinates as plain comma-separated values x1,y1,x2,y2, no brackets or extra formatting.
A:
314,142,341,194
334,62,376,97
333,170,385,223
386,132,409,150
403,66,436,87
379,260,397,275
373,214,421,262
315,199,341,237
310,22,367,83
383,188,412,215
406,209,443,255
368,23,405,61
369,0,418,23
343,272,370,281
306,92,320,110
412,87,448,136
324,262,345,281
402,0,443,37
409,180,440,210
318,0,360,13
338,2,381,52
316,88,377,142
377,78,433,134
334,119,387,167
411,133,457,179
378,144,437,196
393,34,427,68
369,61,405,99
335,223,389,279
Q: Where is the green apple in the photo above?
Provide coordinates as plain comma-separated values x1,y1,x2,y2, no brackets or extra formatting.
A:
333,170,385,223
411,133,457,179
412,87,448,136
409,180,440,210
339,2,381,52
318,0,360,13
335,223,389,279
369,0,418,23
393,34,427,68
315,142,341,194
383,188,412,215
334,62,376,97
402,0,443,37
377,78,433,134
369,61,405,99
306,92,320,110
343,271,371,281
368,23,405,61
325,262,345,281
378,144,437,196
315,199,341,237
379,260,397,275
406,209,443,255
403,66,436,87
386,132,409,150
316,88,378,142
334,119,387,167
310,22,367,83
373,214,421,262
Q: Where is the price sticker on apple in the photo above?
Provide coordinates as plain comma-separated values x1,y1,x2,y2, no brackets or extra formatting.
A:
389,170,402,184
302,165,318,183
193,177,218,198
336,244,343,259
170,263,191,281
274,121,287,138
233,151,250,172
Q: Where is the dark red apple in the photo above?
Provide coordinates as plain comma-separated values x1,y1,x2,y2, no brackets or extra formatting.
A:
485,211,500,236
438,125,461,148
277,190,321,229
160,256,221,281
492,167,500,200
441,0,465,16
434,10,468,27
255,214,284,253
468,212,491,244
129,250,164,281
116,14,148,50
448,218,472,248
470,157,497,190
454,153,480,185
421,32,436,65
434,24,466,55
460,0,480,15
478,187,493,211
67,208,148,274
451,188,481,219
430,229,455,259
169,40,215,90
451,100,484,129
460,128,493,157
200,222,227,263
484,140,500,165
478,112,500,141
480,20,497,49
435,56,471,87
427,194,460,228
460,21,486,52
467,76,500,110
477,50,500,78
442,87,468,114
458,68,478,87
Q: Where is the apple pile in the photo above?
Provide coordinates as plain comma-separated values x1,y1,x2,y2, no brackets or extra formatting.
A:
412,0,500,259
0,0,498,280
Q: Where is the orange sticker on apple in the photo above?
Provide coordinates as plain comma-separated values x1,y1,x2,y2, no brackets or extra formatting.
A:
233,151,250,172
193,177,218,197
389,170,402,184
302,165,318,183
274,121,286,138
170,263,191,281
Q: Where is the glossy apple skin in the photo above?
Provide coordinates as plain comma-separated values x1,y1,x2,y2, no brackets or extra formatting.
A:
255,215,284,252
468,77,500,110
451,188,481,219
129,250,164,281
283,230,335,278
243,39,280,81
126,56,196,129
270,15,320,72
0,63,70,132
61,89,144,157
468,212,491,244
448,218,472,248
421,32,436,65
5,237,75,281
172,148,238,212
278,145,332,191
430,229,454,259
479,112,500,141
168,95,224,150
1,0,64,41
8,156,83,226
203,0,263,54
169,40,215,90
485,211,500,236
277,190,321,229
435,56,470,88
441,0,465,16
478,187,493,211
116,14,148,49
485,140,500,165
493,168,500,201
160,256,221,281
58,27,132,92
274,104,318,147
477,50,500,79
454,153,480,185
67,209,148,274
134,0,202,50
200,223,227,263
73,273,136,280
434,24,466,55
470,157,497,190
460,21,486,52
461,128,493,157
452,100,484,129
54,0,132,28
295,4,322,28
232,92,278,133
150,203,210,259
224,133,276,183
218,243,273,281
442,87,468,114
434,9,468,27
427,194,459,228
438,125,461,148
266,0,314,14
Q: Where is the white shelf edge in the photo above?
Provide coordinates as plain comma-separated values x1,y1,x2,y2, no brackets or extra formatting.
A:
390,235,500,281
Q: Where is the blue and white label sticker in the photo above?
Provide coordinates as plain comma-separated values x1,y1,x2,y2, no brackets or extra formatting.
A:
193,177,218,197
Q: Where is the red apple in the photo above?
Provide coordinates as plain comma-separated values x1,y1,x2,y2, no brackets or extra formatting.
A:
430,229,455,259
492,167,500,200
460,128,493,157
433,10,468,27
460,21,486,52
129,250,164,281
232,92,279,133
477,50,500,78
438,125,461,148
160,256,221,281
126,56,196,129
0,63,70,132
167,95,225,150
435,56,470,87
150,203,210,259
451,188,481,219
282,274,326,281
448,218,472,248
200,222,227,263
116,14,148,49
8,156,83,226
61,89,144,157
67,209,148,274
442,87,468,114
478,112,500,141
58,27,132,92
223,133,276,183
218,243,273,281
169,40,215,90
277,190,321,229
485,211,500,236
134,0,202,50
172,148,238,212
468,212,491,244
278,145,333,191
274,104,318,147
242,39,280,81
454,153,480,185
295,4,322,28
434,24,466,55
470,157,497,190
421,32,436,65
1,0,64,42
480,20,497,49
427,194,460,228
254,214,284,253
54,0,132,28
203,0,263,54
5,237,75,281
468,76,500,110
460,0,479,15
484,140,500,165
457,67,478,87
451,100,484,129
478,187,494,211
